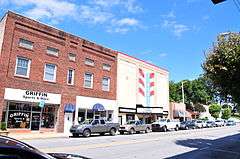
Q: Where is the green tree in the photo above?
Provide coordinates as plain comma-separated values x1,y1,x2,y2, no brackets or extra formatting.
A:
209,103,222,119
203,32,240,108
169,81,182,103
194,103,206,112
222,108,231,120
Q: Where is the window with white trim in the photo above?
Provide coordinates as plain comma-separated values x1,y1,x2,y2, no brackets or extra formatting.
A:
15,57,31,77
67,69,74,85
85,58,94,66
47,47,59,57
19,38,33,50
102,77,110,91
102,63,111,71
68,53,76,62
44,64,57,82
84,72,93,88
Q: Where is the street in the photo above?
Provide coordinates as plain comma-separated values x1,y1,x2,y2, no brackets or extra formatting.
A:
24,125,240,159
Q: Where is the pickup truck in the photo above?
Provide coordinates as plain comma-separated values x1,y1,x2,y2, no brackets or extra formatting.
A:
70,119,120,137
151,119,180,132
119,120,151,135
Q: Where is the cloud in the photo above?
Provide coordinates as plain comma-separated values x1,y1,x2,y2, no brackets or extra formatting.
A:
161,10,176,19
159,53,167,57
4,0,143,33
202,15,210,21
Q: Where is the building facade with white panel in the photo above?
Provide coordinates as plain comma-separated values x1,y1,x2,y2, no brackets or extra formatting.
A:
117,52,169,125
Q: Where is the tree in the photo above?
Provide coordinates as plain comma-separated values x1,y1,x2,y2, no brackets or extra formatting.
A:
222,108,231,120
209,103,221,119
194,103,206,112
169,81,182,103
203,33,240,109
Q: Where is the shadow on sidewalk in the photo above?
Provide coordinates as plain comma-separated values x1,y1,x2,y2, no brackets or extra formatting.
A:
165,133,240,159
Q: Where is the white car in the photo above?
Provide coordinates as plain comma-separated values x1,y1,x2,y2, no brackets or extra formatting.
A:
215,120,225,127
151,119,180,132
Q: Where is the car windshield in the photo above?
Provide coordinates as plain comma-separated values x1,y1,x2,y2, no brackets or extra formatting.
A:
158,119,167,122
197,121,202,123
215,120,221,122
80,120,93,125
126,120,136,124
207,121,212,123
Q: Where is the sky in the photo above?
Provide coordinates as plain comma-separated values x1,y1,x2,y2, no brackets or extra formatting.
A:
0,0,239,82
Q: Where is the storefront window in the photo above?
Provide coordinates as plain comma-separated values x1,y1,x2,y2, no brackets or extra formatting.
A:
78,109,85,123
87,110,94,119
41,105,56,128
126,114,135,121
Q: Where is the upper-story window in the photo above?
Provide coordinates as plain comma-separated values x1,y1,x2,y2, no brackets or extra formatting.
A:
102,77,110,91
68,53,76,62
44,63,57,82
84,72,93,88
15,57,31,78
85,58,94,66
67,69,75,85
47,47,59,57
103,63,111,71
19,38,33,50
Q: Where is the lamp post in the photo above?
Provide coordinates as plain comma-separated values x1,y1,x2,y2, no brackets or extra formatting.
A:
181,81,186,121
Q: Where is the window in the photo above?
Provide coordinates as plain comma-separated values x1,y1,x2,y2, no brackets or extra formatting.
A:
67,69,74,85
47,46,59,57
19,38,33,50
100,120,105,124
85,58,94,66
84,72,93,88
103,63,111,71
44,64,57,82
68,53,76,62
102,77,110,91
15,57,31,77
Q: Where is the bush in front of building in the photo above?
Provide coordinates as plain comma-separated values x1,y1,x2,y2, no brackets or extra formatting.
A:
0,122,7,131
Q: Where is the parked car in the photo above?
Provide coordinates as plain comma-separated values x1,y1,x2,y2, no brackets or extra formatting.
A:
202,121,207,128
206,121,216,128
0,135,90,159
215,119,225,127
151,119,180,132
119,120,151,135
188,120,204,129
70,119,120,137
226,120,236,126
180,120,195,130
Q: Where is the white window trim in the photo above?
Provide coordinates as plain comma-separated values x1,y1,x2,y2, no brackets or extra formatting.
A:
14,57,31,78
84,72,93,89
102,77,110,92
85,58,95,66
43,63,57,82
19,38,33,50
46,46,59,57
103,63,111,71
68,53,76,62
67,69,75,85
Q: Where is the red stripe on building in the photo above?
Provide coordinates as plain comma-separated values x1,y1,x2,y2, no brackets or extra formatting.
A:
138,88,145,96
139,68,145,78
150,90,154,96
150,82,154,87
150,72,155,78
138,78,145,87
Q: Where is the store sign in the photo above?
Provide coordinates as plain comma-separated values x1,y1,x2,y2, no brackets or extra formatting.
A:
4,88,61,104
137,107,163,114
119,108,136,113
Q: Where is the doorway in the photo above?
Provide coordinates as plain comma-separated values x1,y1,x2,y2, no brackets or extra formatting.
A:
64,113,73,134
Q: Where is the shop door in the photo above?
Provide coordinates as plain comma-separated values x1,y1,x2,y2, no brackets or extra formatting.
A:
31,113,41,130
64,113,73,134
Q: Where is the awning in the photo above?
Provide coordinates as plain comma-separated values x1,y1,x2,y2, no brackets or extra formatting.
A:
64,103,76,113
92,103,105,111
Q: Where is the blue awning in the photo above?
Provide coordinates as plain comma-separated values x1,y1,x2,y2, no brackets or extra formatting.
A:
92,103,105,111
64,103,76,113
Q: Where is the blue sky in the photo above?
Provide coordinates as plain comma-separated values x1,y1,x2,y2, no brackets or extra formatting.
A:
0,0,239,82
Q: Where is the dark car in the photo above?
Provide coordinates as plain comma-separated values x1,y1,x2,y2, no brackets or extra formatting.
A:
0,135,90,159
206,121,216,128
180,120,196,130
226,120,236,126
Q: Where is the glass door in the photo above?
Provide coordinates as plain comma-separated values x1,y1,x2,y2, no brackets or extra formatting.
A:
31,113,41,130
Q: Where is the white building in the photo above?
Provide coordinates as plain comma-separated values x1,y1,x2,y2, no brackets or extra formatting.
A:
117,52,169,124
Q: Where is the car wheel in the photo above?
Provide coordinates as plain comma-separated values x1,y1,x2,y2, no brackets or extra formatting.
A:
175,125,179,131
129,128,135,135
145,127,150,133
120,131,124,135
72,133,79,137
83,129,91,137
162,126,167,132
100,132,105,136
110,128,116,136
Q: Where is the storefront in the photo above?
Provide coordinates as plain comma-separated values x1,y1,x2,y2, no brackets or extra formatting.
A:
2,88,61,132
136,106,163,124
75,96,118,124
118,107,137,125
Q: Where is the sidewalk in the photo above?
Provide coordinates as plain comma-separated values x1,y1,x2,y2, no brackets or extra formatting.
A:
8,132,69,140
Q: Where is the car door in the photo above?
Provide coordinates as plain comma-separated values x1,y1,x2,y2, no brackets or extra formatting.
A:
135,121,141,131
100,119,107,132
91,120,100,133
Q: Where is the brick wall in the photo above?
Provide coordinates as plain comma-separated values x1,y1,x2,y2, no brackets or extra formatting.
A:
0,11,118,132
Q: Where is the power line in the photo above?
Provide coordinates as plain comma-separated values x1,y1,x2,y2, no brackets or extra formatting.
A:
233,0,240,13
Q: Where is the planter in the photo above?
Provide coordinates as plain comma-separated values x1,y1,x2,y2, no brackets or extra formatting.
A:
0,130,9,136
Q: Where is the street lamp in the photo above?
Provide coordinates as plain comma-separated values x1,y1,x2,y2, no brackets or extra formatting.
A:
181,81,186,121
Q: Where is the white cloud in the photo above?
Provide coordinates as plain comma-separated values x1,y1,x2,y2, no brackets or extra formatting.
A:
161,11,176,19
159,53,167,57
202,15,210,21
116,18,139,26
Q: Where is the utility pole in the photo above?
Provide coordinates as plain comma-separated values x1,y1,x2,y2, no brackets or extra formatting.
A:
181,81,185,121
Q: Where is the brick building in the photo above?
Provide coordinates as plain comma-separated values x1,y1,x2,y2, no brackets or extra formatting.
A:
0,11,118,133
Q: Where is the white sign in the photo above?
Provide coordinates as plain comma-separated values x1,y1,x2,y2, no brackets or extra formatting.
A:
4,88,61,104
137,107,163,114
119,108,136,113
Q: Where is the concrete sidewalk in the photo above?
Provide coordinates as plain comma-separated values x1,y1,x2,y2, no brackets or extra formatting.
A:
7,132,69,140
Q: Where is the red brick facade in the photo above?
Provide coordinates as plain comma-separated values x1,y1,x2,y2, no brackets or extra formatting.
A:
0,11,117,132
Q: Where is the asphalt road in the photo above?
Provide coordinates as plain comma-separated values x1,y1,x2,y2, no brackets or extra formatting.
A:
25,125,240,159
